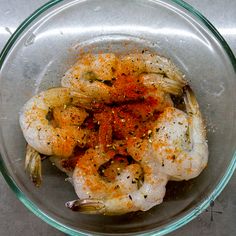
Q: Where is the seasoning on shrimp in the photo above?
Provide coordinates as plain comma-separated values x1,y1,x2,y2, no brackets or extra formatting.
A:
19,52,208,214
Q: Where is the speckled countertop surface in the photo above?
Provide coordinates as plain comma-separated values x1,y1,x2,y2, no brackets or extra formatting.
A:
0,0,235,235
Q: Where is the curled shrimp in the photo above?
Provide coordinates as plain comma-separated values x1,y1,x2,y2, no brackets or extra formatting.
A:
61,53,187,104
19,87,91,158
150,86,208,180
66,145,168,215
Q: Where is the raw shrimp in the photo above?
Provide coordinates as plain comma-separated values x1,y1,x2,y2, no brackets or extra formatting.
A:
19,87,91,158
61,53,187,104
150,86,208,180
66,145,168,215
61,53,118,101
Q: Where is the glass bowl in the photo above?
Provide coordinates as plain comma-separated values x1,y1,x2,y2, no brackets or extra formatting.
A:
0,0,236,235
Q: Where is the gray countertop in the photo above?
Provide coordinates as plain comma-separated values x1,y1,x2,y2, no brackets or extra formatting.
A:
0,0,235,235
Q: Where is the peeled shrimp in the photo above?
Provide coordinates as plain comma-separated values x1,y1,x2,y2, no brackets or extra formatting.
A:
61,53,187,104
66,145,168,215
151,86,208,180
19,87,90,157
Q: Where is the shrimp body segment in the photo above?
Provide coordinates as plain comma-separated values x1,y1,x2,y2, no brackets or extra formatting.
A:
151,86,208,180
19,88,90,157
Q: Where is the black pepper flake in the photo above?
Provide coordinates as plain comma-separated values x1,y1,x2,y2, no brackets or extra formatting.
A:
114,185,120,189
129,195,132,200
144,195,147,199
171,155,176,162
127,176,130,179
47,142,51,145
103,80,113,87
132,180,137,184
156,128,160,132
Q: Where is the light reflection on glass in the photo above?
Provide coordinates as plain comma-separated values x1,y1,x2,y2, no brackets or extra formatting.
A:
35,25,212,48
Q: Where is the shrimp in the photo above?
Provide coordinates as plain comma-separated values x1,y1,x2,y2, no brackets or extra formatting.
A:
66,144,168,215
150,86,208,180
61,53,187,105
19,87,91,158
61,53,118,101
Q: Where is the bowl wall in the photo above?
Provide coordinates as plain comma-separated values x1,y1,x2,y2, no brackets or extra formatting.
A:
0,0,236,235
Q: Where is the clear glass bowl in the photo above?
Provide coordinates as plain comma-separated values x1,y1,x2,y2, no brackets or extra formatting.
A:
0,0,236,235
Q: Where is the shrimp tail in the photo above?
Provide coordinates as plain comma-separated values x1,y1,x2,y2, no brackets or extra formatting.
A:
69,90,93,105
183,85,199,115
142,73,186,96
183,86,208,176
159,76,185,96
184,85,207,138
25,144,42,187
65,199,105,214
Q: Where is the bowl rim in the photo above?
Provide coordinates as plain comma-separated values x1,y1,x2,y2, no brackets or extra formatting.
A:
0,0,236,235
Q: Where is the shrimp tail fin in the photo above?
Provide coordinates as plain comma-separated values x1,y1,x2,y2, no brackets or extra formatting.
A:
65,199,105,214
183,85,199,115
184,85,207,140
25,144,42,187
159,76,185,96
142,73,185,96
